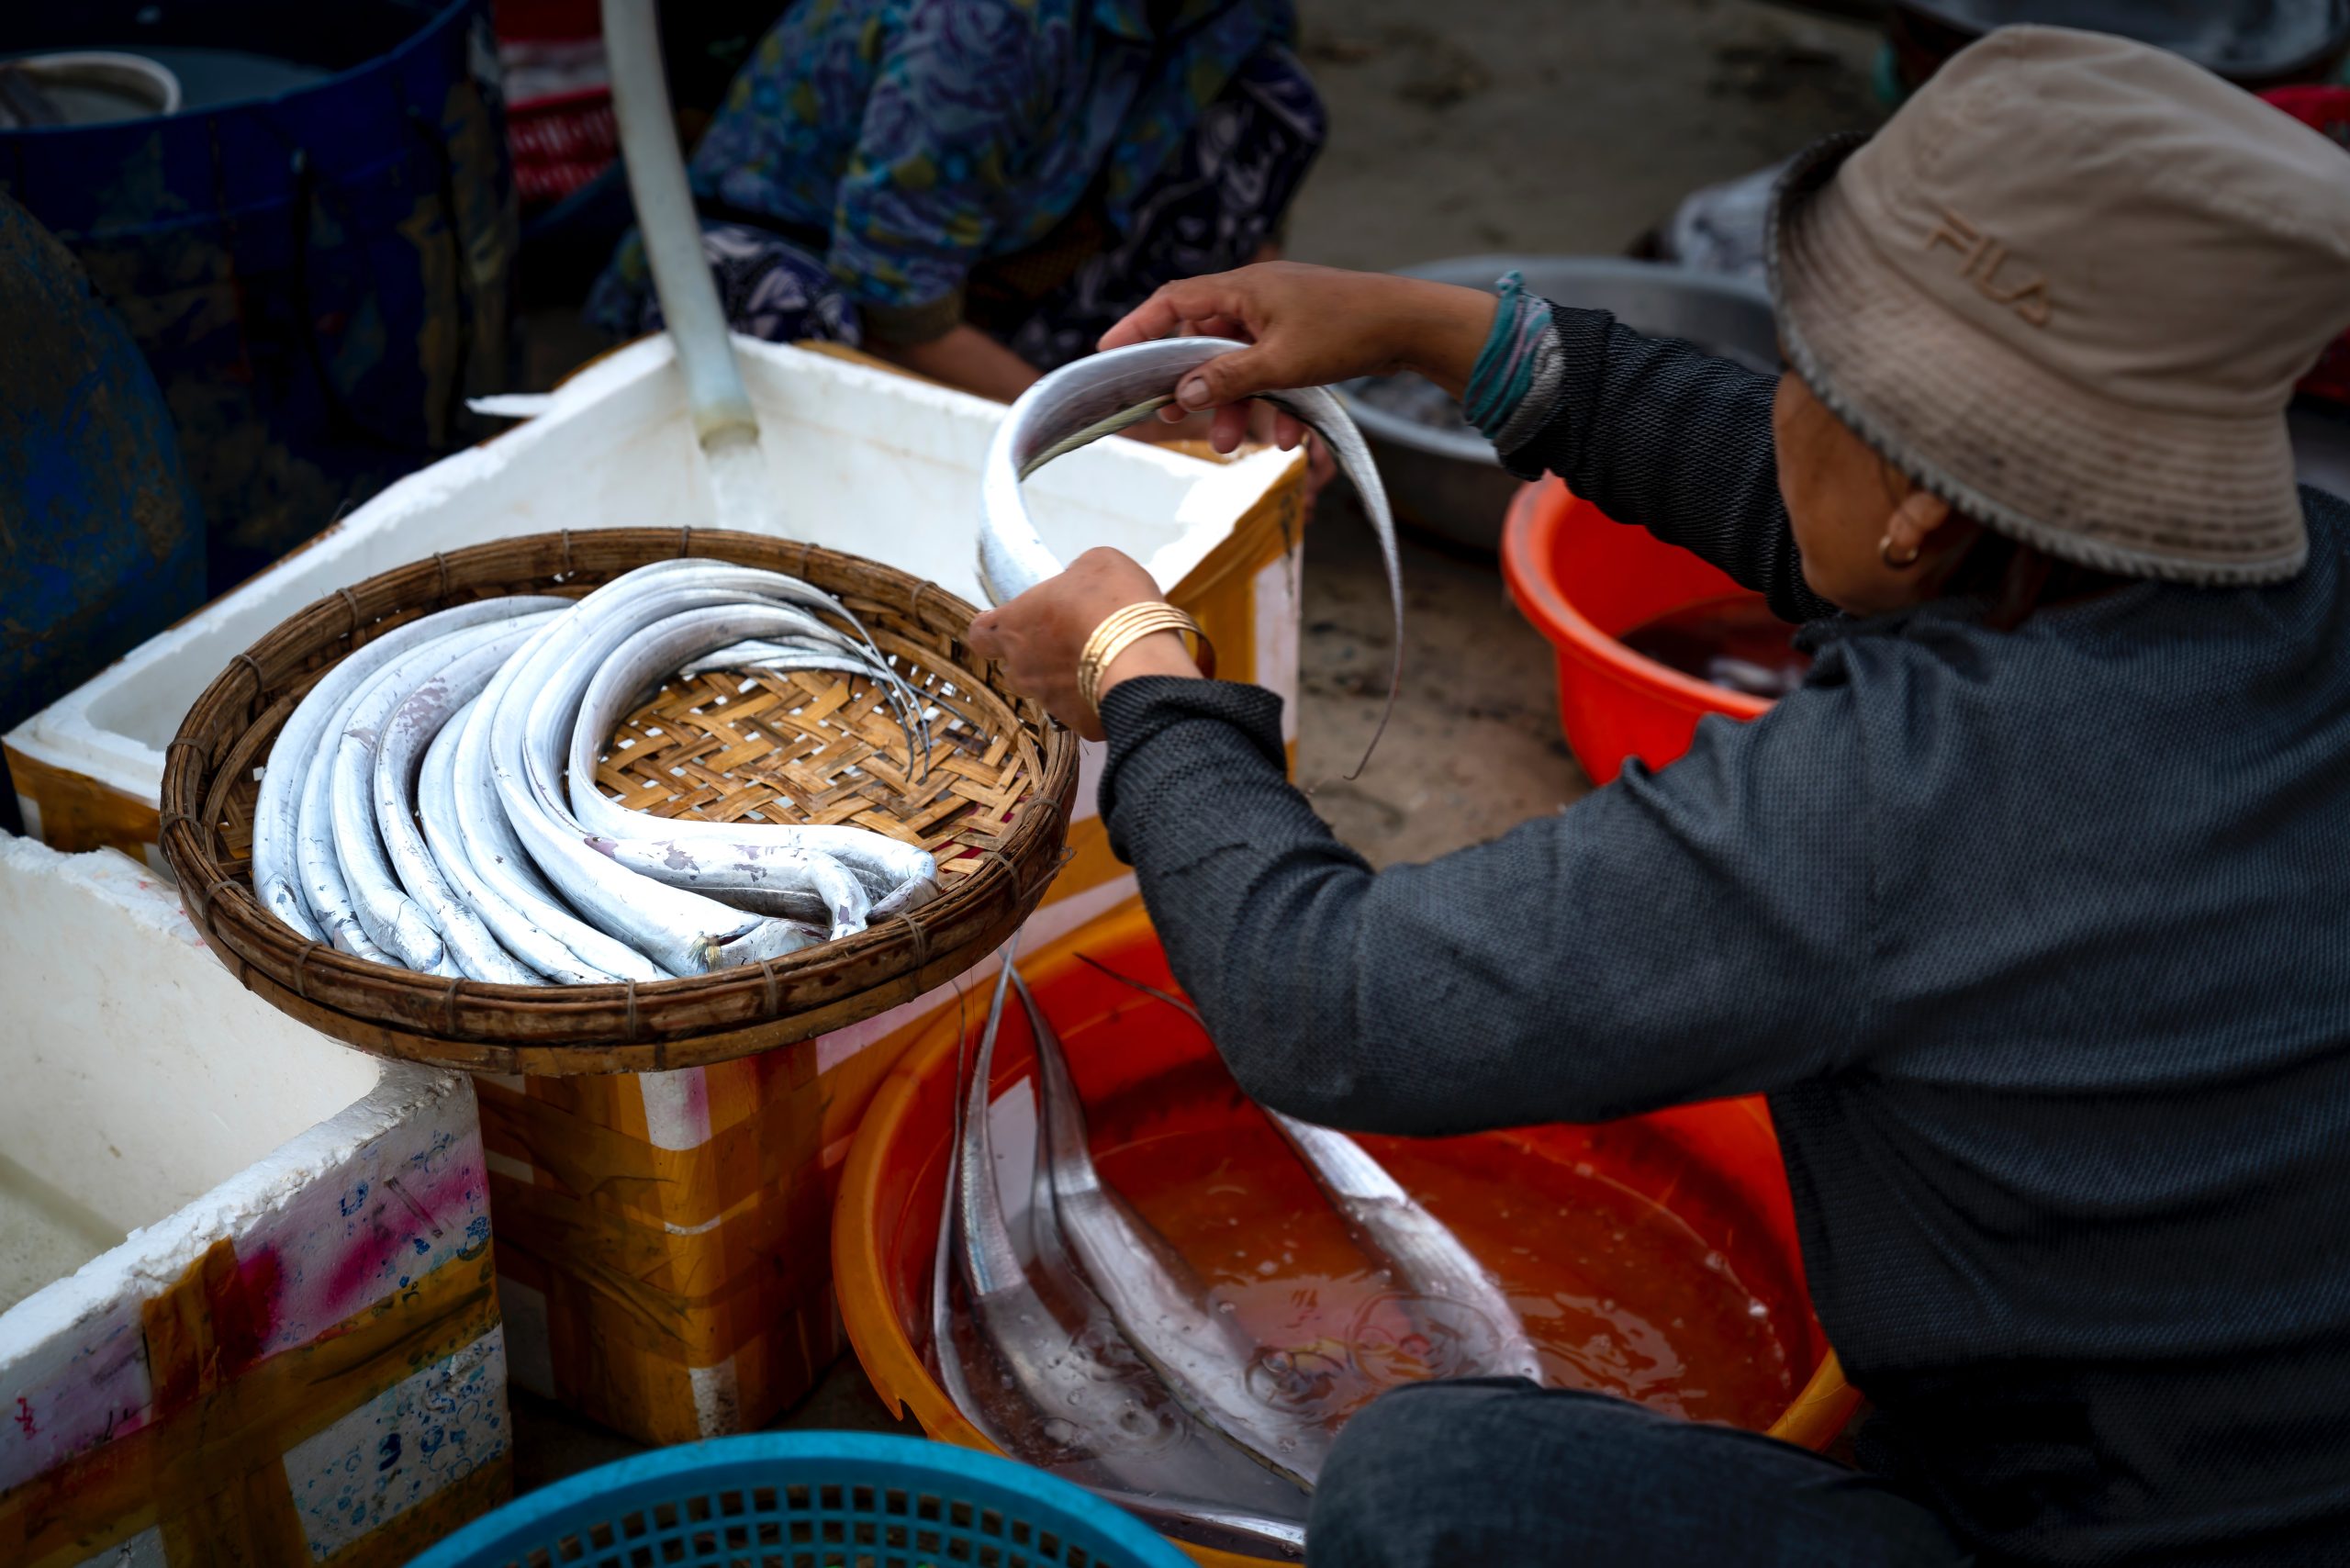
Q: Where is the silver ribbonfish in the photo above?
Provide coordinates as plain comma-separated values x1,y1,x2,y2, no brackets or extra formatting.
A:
977,337,1404,778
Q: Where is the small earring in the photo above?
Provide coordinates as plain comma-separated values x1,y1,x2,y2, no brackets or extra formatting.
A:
1879,534,1922,569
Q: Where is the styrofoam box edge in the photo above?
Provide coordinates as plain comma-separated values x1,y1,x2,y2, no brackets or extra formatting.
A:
0,834,469,1354
7,335,1292,816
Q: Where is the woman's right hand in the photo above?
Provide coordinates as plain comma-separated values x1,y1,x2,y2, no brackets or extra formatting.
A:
1098,263,1499,455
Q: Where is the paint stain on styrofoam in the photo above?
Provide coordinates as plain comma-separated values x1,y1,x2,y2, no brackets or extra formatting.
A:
0,1316,149,1496
3,834,498,1562
283,1327,509,1558
257,1125,490,1358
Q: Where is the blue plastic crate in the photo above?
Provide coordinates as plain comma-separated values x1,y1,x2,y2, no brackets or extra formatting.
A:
410,1431,1193,1568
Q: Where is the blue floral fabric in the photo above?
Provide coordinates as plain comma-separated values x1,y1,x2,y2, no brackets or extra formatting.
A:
608,220,868,348
1002,43,1323,368
587,0,1312,353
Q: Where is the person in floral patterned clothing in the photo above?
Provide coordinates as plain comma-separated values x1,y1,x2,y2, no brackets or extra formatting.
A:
590,0,1322,409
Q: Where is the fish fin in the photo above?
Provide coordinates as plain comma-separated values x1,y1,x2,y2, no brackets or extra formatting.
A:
1075,951,1208,1033
1015,395,1175,478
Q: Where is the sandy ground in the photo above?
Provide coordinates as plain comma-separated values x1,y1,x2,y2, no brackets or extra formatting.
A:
1287,0,1880,271
514,0,1884,1481
1286,0,1878,866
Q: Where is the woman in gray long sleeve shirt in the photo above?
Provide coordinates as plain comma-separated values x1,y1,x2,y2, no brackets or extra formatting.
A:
967,28,2350,1568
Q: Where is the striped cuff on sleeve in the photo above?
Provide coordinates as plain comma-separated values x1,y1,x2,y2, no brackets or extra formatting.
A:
1461,271,1562,462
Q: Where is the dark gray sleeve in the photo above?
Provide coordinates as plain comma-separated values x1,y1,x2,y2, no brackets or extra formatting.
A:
1096,675,1874,1136
1506,307,1837,626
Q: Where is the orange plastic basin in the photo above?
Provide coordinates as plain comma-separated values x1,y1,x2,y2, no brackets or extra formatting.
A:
834,905,1859,1566
1502,476,1776,783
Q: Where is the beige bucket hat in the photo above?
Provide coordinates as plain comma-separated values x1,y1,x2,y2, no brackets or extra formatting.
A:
1768,25,2350,585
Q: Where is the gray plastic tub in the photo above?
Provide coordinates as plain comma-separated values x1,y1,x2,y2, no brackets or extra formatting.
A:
1337,257,1778,550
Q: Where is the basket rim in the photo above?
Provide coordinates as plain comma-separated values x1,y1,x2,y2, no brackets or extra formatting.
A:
157,527,1079,1071
406,1430,1192,1568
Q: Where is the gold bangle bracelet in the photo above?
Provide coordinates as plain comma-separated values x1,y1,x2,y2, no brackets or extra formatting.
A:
1078,602,1184,690
1078,604,1197,711
1076,602,1215,713
1085,614,1214,710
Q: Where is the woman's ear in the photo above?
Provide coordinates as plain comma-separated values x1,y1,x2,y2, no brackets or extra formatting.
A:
1885,487,1953,560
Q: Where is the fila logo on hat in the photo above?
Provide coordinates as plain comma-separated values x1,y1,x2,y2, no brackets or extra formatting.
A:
1925,210,2053,328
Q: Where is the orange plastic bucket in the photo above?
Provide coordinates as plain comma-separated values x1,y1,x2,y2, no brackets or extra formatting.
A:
1501,476,1777,783
834,905,1859,1565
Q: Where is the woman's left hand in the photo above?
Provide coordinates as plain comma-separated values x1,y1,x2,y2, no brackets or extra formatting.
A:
966,548,1201,741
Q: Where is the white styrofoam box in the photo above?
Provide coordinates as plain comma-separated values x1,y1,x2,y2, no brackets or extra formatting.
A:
0,338,1302,1450
6,334,1292,842
0,833,506,1562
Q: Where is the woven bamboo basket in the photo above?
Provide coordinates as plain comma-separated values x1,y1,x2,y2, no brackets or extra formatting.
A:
157,529,1078,1076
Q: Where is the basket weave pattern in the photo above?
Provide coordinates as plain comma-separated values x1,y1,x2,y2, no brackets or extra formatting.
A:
597,655,1026,879
159,530,1078,1075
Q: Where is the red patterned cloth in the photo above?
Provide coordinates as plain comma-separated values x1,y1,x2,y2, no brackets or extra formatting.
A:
2267,87,2350,405
493,0,612,210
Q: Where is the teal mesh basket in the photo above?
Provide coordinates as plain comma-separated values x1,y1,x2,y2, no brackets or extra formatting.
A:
409,1432,1192,1568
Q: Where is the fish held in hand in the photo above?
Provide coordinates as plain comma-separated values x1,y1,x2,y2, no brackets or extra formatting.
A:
979,336,1403,777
